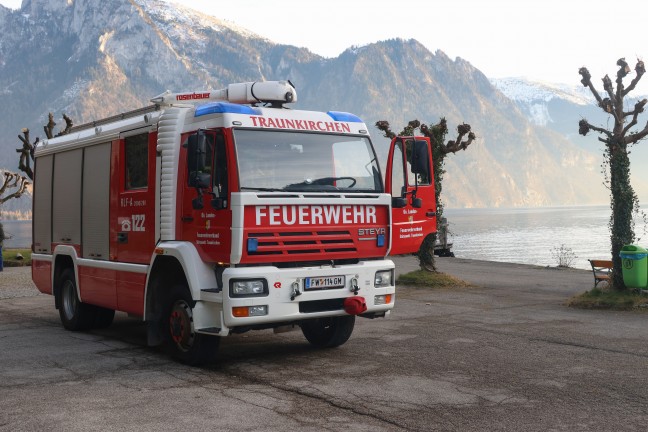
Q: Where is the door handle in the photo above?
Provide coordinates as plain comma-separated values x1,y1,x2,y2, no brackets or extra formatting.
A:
426,211,436,218
117,232,128,243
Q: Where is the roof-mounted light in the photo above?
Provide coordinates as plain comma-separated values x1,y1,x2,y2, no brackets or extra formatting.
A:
195,102,261,117
151,80,297,107
327,111,364,123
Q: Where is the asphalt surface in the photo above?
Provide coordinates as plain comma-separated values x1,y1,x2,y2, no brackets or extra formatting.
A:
1,257,647,431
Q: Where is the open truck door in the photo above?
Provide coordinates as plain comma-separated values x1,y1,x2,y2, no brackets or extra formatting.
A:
385,136,437,255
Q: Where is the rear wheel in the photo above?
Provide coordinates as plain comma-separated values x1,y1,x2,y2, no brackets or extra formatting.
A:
301,315,355,348
163,285,220,365
58,268,95,331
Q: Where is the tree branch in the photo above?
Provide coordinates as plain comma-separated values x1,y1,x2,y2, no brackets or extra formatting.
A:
579,119,613,140
579,67,605,106
602,74,621,123
375,120,396,139
0,172,29,204
623,120,648,145
623,59,645,97
57,114,73,137
44,113,56,139
398,120,421,137
622,99,647,136
443,124,476,154
16,128,38,180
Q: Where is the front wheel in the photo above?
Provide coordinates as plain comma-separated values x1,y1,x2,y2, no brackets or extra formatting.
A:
163,285,220,365
301,315,355,348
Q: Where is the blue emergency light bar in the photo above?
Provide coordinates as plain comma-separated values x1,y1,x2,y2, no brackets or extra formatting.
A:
327,111,364,123
195,102,261,117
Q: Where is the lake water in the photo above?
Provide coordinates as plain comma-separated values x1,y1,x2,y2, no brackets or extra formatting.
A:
1,205,638,270
1,220,32,250
444,205,641,270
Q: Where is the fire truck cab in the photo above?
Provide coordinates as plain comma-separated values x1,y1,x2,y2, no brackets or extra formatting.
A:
31,81,436,364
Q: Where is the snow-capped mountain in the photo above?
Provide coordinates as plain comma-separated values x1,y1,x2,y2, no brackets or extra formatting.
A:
492,77,648,196
491,78,594,127
0,0,610,210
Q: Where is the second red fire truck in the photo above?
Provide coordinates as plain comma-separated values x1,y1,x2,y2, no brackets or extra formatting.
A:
31,80,437,364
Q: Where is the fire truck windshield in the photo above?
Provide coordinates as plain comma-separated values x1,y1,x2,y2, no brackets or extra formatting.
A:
234,129,383,193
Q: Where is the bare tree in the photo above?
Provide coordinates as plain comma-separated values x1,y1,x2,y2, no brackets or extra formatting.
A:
579,58,648,290
1,171,29,205
16,128,39,181
376,119,476,271
16,113,73,181
0,171,30,249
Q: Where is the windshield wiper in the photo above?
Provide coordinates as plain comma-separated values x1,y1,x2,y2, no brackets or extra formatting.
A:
240,186,286,192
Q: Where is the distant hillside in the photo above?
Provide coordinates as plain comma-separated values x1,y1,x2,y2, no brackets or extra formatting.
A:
493,77,648,199
0,0,608,215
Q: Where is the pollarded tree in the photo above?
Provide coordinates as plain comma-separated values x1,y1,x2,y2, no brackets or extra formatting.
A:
16,113,73,180
579,58,648,290
1,171,29,205
376,119,476,271
0,171,30,248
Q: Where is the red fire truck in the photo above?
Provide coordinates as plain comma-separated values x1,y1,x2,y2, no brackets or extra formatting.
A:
31,80,436,364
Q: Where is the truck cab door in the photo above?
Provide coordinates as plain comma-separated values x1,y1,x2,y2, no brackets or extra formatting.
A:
385,136,437,255
111,130,157,264
178,129,233,264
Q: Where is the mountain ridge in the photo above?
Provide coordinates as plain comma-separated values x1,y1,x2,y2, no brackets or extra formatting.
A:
0,0,608,213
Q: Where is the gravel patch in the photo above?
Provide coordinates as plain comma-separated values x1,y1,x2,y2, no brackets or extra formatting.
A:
0,266,40,299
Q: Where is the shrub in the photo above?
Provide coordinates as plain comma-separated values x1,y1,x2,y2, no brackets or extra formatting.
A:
551,244,577,268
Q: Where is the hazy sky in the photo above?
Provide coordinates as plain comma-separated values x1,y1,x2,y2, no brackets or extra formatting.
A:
2,0,648,89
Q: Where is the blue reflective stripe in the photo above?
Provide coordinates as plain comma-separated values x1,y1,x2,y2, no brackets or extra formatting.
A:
195,102,261,117
327,111,363,123
619,253,648,260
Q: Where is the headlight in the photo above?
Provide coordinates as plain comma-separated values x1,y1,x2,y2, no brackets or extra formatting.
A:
374,270,394,287
230,279,268,297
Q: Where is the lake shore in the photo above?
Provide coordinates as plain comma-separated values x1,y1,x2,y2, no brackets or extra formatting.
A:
1,255,595,300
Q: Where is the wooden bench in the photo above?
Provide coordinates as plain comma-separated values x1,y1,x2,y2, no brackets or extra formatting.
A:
588,259,613,288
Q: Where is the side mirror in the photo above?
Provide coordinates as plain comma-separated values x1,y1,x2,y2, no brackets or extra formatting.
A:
392,197,407,208
411,140,429,175
412,197,422,208
187,133,209,188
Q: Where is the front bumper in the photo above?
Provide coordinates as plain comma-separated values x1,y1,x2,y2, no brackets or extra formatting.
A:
218,259,395,328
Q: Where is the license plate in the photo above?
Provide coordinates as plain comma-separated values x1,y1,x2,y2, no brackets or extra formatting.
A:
304,275,345,290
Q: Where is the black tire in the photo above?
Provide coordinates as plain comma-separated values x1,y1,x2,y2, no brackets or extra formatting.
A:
301,315,355,348
93,307,115,329
163,284,220,366
58,268,95,331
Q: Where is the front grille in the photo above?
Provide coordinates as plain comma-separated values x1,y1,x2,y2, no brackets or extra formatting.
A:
248,230,357,257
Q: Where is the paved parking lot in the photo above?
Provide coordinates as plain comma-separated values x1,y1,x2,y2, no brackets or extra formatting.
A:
1,257,647,431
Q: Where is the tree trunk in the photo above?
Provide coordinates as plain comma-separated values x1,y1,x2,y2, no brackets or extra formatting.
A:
609,145,634,290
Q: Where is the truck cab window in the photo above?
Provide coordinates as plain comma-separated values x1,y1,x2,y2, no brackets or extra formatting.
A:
390,142,406,197
406,140,430,186
124,133,149,190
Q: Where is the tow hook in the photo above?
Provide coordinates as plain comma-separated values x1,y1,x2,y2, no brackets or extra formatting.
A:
290,281,302,301
350,277,359,295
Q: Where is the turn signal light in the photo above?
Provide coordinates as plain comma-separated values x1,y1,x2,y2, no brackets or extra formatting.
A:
374,294,393,305
232,305,268,318
232,307,249,317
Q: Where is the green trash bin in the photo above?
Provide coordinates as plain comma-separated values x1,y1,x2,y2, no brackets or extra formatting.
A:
619,245,648,289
